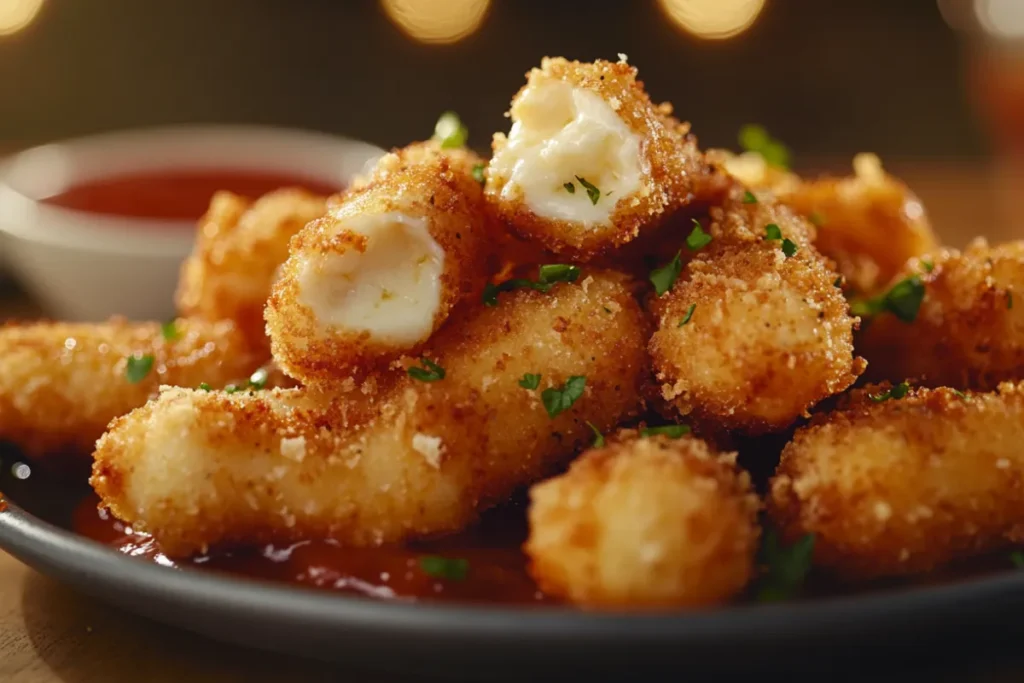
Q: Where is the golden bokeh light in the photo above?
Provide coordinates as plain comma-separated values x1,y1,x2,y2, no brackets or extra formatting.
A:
381,0,490,45
657,0,765,40
975,0,1024,39
0,0,44,36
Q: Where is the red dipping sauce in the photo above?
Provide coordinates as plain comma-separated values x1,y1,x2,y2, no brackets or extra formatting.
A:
42,169,341,221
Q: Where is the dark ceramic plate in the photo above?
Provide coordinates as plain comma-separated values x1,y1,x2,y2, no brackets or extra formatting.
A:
4,496,1024,680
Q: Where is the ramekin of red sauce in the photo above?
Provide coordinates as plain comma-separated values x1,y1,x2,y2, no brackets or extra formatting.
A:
0,126,383,321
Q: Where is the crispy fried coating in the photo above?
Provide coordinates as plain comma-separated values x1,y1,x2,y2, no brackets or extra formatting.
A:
175,189,327,350
648,191,863,433
350,139,484,191
769,382,1024,579
486,57,727,260
0,318,259,458
266,145,493,386
526,431,759,609
858,239,1024,390
92,272,648,556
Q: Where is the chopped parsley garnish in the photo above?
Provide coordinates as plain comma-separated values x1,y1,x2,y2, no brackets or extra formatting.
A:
575,176,601,205
408,358,446,382
420,555,469,581
686,220,713,251
160,320,179,341
248,368,269,390
951,389,969,400
519,373,541,390
433,111,468,149
483,264,581,306
781,238,798,258
198,382,211,391
757,531,815,602
851,275,925,323
922,259,935,273
808,211,825,227
541,376,586,419
738,124,791,170
640,424,691,439
649,251,682,297
586,421,605,448
764,223,782,241
563,182,575,193
869,381,910,403
678,303,696,327
471,163,485,185
125,355,154,384
742,190,758,204
225,384,241,394
1011,551,1024,569
833,276,843,288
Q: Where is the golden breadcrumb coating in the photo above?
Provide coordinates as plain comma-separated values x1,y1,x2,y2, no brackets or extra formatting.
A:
649,191,863,433
526,431,759,609
175,189,327,350
266,145,493,386
350,139,484,191
769,382,1024,580
858,239,1024,390
0,318,260,459
486,56,727,260
92,272,648,556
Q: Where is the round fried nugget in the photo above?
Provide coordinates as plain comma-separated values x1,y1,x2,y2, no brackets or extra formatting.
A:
486,56,727,260
92,271,648,556
526,431,759,609
769,382,1024,580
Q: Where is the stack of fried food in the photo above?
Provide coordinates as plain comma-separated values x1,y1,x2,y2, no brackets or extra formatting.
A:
3,56,1023,611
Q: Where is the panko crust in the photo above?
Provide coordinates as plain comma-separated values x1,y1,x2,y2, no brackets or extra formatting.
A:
350,139,484,191
858,239,1024,390
175,188,328,350
526,431,759,609
92,272,649,556
649,191,863,433
0,318,260,459
769,382,1024,580
266,146,495,387
486,57,728,260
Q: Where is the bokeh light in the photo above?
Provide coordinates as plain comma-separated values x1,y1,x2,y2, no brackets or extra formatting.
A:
657,0,766,40
381,0,490,45
975,0,1024,39
0,0,44,36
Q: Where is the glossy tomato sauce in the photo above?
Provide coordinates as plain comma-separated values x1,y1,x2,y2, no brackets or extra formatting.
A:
42,169,341,221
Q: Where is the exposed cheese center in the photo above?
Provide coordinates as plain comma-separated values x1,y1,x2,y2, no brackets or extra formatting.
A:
490,79,643,227
298,212,444,345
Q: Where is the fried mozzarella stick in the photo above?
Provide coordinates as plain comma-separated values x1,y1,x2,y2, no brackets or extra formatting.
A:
0,319,258,458
526,432,759,609
487,56,725,260
266,146,491,386
769,383,1024,580
175,189,328,350
92,272,648,556
857,240,1024,390
649,192,863,433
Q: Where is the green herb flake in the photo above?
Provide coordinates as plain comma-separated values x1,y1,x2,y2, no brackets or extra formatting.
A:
563,182,575,194
248,367,269,390
764,223,782,241
922,259,935,273
433,111,468,149
742,190,757,204
738,124,791,170
471,163,485,185
160,320,180,341
869,381,910,403
678,303,696,327
225,384,241,394
833,276,843,288
198,382,211,391
541,375,586,419
586,421,605,448
852,275,926,324
686,220,713,251
408,358,446,383
808,211,826,227
1011,551,1024,569
420,555,469,581
575,176,600,205
781,238,798,258
1008,291,1014,310
125,355,154,384
757,531,815,602
640,424,691,439
483,265,581,306
519,373,541,390
603,306,612,314
538,264,581,285
951,389,970,401
649,250,683,297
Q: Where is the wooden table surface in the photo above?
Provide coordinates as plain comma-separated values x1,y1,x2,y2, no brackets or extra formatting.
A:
0,160,1022,682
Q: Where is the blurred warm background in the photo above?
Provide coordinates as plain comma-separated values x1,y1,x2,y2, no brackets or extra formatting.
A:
0,0,1022,313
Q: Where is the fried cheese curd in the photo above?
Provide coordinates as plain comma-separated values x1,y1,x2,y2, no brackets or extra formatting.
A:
648,190,863,433
486,56,726,260
92,272,648,556
266,145,492,386
858,239,1024,390
175,188,328,350
526,431,759,609
0,318,259,459
769,382,1024,580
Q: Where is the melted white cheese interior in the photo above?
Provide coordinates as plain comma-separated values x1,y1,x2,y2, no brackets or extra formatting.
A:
490,79,643,227
298,212,444,345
